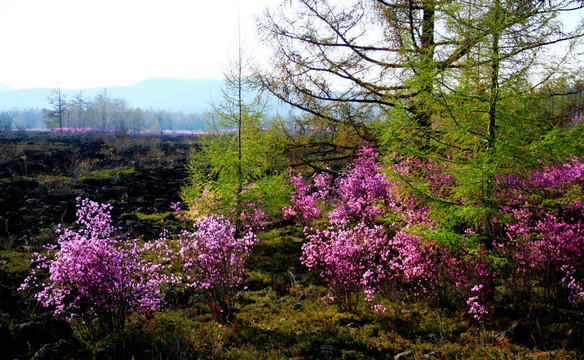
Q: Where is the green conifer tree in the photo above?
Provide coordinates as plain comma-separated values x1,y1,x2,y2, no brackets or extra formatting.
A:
182,26,289,232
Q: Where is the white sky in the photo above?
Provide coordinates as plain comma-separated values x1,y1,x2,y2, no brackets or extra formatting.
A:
0,0,277,89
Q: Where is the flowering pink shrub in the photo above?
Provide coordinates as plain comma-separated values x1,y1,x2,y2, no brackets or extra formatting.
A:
390,156,499,318
287,146,584,319
499,158,584,307
377,231,438,295
291,147,392,311
239,203,269,230
52,127,118,134
328,146,390,226
416,157,584,318
292,146,442,312
285,146,391,226
289,148,503,319
283,168,323,224
156,208,259,322
438,244,496,320
466,284,489,320
302,221,388,312
20,198,169,339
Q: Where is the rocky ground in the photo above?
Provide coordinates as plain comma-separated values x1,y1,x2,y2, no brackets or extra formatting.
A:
0,132,196,249
0,132,196,359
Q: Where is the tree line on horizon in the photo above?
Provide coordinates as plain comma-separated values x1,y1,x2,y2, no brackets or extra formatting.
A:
0,87,206,133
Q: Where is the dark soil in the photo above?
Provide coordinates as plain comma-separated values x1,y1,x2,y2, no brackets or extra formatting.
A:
0,132,197,249
0,132,200,359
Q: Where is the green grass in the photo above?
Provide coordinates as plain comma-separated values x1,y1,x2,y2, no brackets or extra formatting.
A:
1,165,134,184
0,250,31,283
134,211,172,222
0,175,70,184
117,282,580,359
78,165,135,180
134,211,184,232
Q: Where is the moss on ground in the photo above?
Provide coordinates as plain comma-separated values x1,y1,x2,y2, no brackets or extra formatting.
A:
0,250,31,283
81,226,584,359
78,165,135,180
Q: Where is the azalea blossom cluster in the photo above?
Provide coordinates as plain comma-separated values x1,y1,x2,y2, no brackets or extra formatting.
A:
148,203,259,322
499,157,584,306
302,222,388,312
20,198,171,338
286,146,584,319
172,211,258,321
22,196,259,336
177,214,256,292
292,146,440,312
282,168,326,224
328,146,389,226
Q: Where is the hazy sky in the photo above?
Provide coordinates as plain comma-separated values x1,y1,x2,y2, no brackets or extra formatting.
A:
0,0,277,89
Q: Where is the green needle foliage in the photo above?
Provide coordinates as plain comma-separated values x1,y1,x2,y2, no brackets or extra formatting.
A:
378,0,584,244
182,31,289,229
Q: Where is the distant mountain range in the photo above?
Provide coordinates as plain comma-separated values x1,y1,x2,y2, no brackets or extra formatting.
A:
0,83,14,92
0,77,224,113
